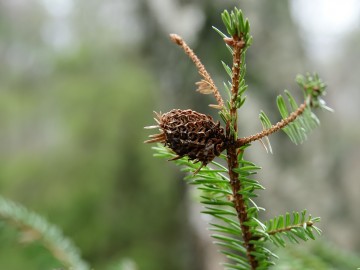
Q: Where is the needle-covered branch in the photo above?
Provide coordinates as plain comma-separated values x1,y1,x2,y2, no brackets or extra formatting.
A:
145,7,332,270
236,73,331,148
221,8,264,270
265,210,322,247
236,99,308,147
268,220,315,235
0,196,89,270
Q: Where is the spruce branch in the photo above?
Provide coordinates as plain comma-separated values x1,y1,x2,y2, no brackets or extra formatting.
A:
146,7,331,270
236,73,332,148
265,210,322,247
236,98,308,147
267,220,314,235
225,34,259,269
227,146,258,269
220,8,265,270
226,34,246,138
170,34,224,109
0,195,89,270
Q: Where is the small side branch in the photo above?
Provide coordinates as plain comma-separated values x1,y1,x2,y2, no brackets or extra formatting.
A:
236,99,308,147
268,220,314,235
0,196,89,270
170,34,224,109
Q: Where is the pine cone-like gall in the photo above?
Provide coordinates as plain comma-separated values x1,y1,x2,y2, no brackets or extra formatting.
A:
145,109,226,166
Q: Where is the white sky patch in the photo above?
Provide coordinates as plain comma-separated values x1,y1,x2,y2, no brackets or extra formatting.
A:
41,0,73,17
40,0,75,51
148,0,205,43
290,0,360,61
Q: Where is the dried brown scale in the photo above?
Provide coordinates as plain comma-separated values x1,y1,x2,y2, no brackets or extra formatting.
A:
145,109,227,167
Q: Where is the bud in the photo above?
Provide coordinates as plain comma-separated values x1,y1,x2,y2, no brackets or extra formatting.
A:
145,109,226,166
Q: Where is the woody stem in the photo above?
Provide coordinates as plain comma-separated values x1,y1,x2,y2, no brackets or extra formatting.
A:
226,35,258,270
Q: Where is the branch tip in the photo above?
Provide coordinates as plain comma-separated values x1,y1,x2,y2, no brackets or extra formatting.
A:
169,33,183,46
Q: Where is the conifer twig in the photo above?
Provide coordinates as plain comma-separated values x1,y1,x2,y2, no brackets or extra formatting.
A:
0,196,89,270
170,34,224,109
146,8,331,269
226,35,258,270
235,98,308,148
267,220,314,235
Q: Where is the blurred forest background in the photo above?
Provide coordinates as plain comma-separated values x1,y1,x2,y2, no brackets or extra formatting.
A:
0,0,360,269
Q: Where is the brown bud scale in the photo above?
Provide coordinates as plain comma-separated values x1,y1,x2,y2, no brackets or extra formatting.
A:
145,109,226,166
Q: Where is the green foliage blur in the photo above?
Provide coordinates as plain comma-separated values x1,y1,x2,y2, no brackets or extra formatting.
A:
0,1,189,269
0,1,359,270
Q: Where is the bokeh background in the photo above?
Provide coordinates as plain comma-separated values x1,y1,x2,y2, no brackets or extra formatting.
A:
0,0,360,269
